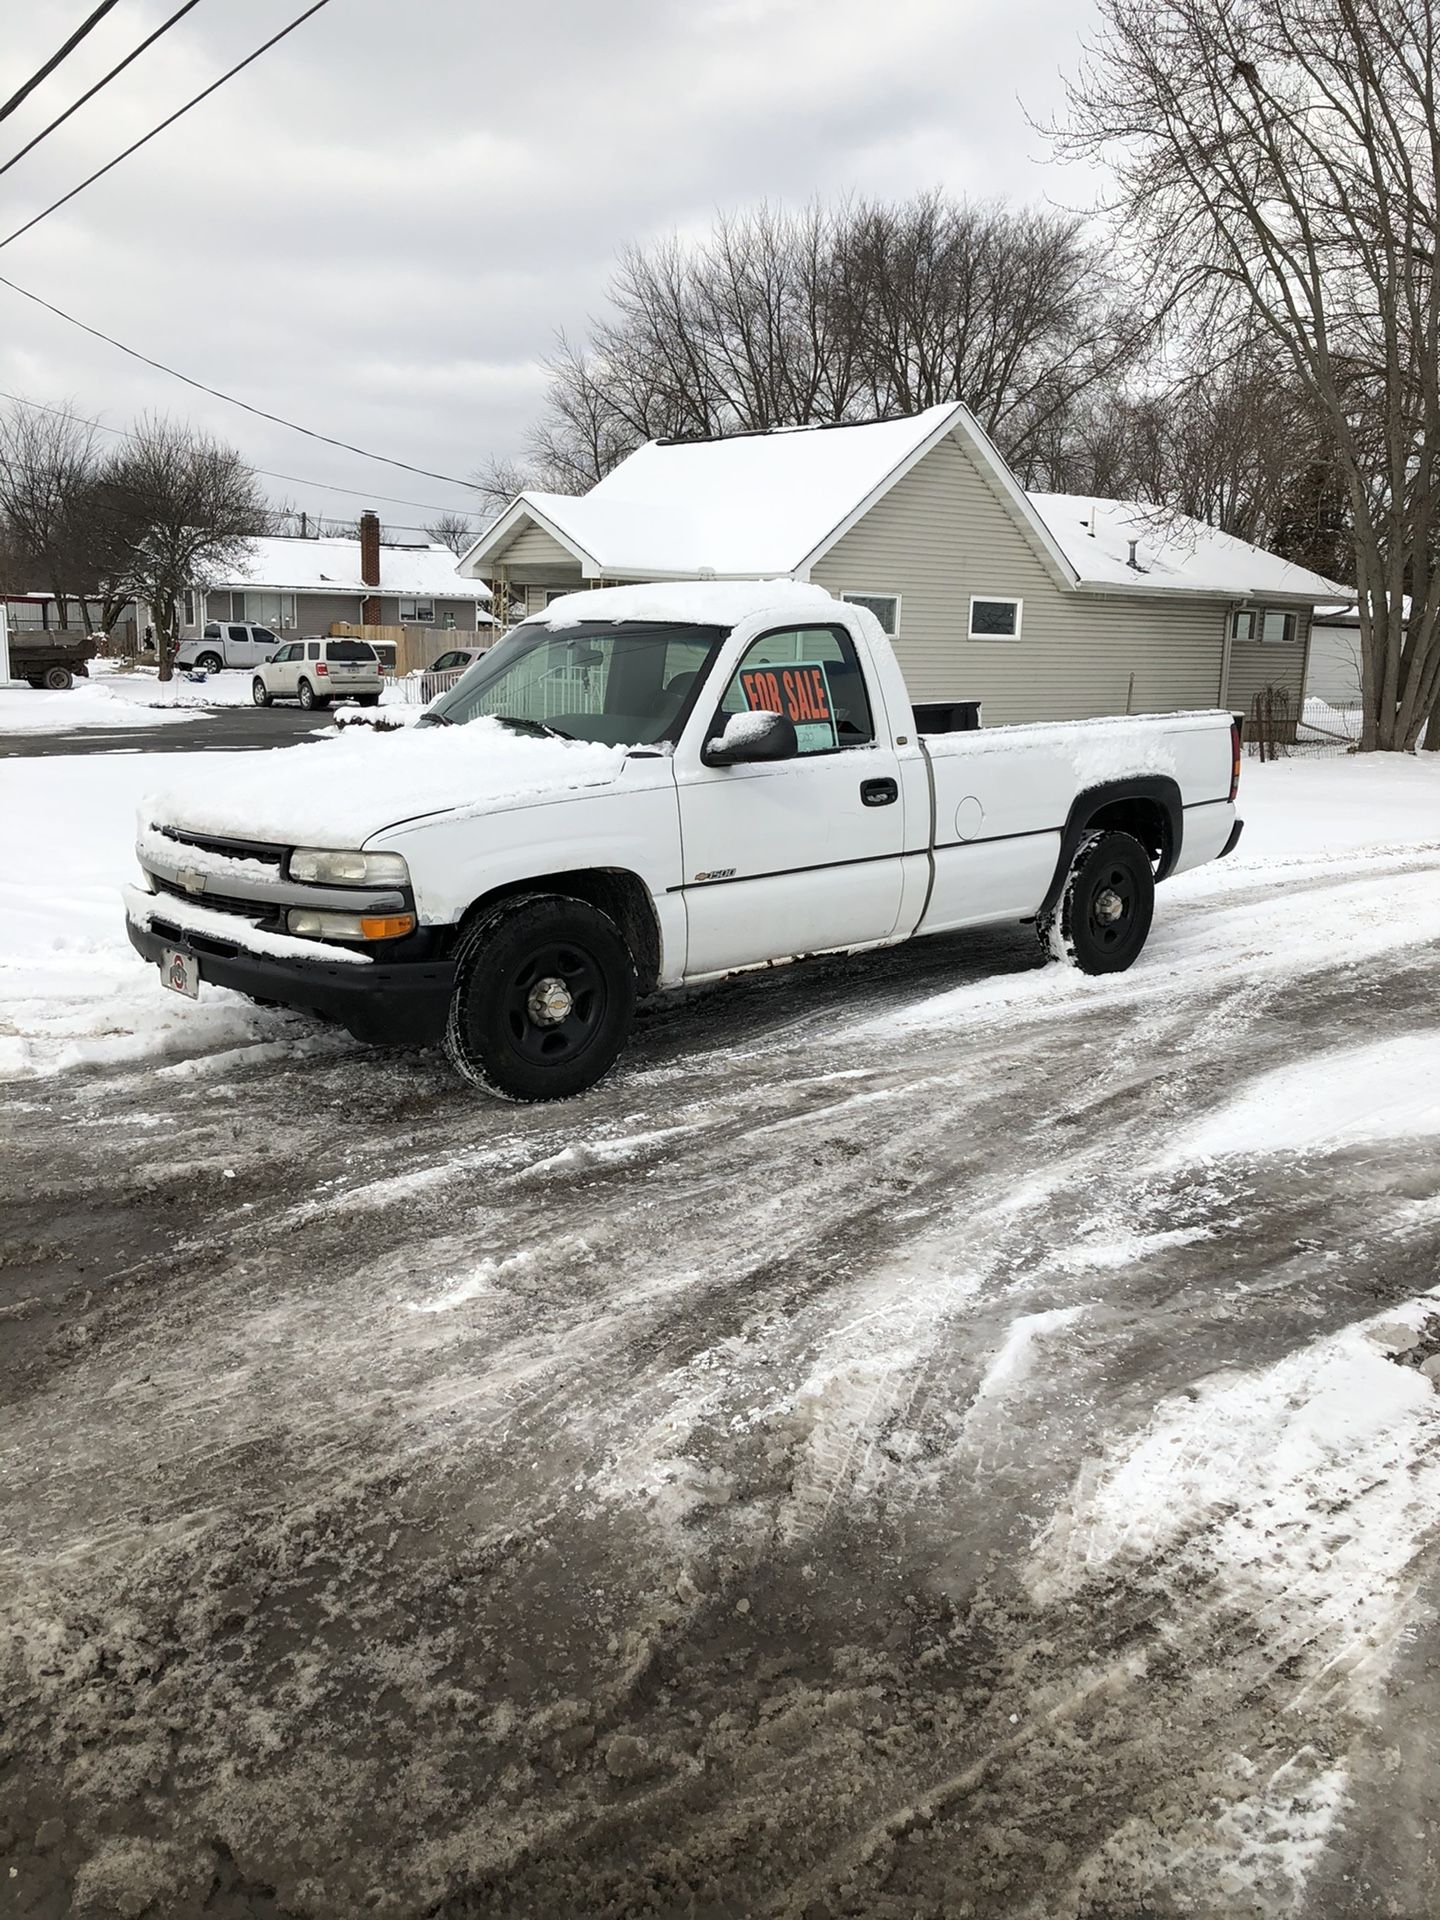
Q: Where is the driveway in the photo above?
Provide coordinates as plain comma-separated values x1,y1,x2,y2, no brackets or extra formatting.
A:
0,704,335,757
3,837,1440,1918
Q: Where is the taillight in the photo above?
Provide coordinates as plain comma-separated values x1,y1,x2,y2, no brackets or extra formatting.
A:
1229,716,1242,802
315,661,328,675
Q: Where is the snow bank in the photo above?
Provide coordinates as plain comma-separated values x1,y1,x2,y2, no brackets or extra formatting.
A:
140,716,629,845
1162,1031,1440,1163
91,661,263,710
0,680,206,735
0,754,301,1079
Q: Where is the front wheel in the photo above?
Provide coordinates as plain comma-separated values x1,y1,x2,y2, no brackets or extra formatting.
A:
42,665,73,690
1041,829,1155,974
251,677,271,706
444,894,637,1100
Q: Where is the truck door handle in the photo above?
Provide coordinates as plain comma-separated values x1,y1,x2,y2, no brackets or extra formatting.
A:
860,777,898,807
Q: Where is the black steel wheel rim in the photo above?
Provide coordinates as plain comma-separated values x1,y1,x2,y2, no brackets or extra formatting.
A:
1088,864,1137,949
501,940,606,1064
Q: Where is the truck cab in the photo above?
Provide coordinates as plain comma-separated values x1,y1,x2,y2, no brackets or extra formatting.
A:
177,623,281,672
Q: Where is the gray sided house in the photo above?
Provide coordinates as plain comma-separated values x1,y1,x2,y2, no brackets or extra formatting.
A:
463,403,1342,729
175,519,494,644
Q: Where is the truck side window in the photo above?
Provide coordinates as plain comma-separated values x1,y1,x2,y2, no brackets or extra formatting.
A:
228,625,248,643
716,625,874,752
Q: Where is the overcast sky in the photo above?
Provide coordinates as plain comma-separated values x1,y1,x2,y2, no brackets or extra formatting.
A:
0,0,1101,534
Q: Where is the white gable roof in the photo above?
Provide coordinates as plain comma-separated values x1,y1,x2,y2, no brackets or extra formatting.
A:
469,403,1000,581
464,407,1342,605
213,536,493,603
1027,495,1346,600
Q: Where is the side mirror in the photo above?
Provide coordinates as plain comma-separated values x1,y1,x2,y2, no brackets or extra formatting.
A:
702,709,799,767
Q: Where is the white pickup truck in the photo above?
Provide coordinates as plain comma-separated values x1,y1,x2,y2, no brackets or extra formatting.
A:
126,581,1243,1100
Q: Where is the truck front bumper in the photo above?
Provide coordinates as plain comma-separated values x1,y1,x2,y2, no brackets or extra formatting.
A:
127,916,455,1047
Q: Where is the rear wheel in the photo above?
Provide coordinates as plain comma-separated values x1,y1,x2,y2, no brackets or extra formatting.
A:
356,693,381,707
195,651,223,673
1041,829,1155,974
444,894,636,1100
251,677,271,706
42,665,73,690
297,677,328,710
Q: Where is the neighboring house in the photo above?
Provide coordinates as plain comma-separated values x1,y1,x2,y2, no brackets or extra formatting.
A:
462,403,1344,728
1306,602,1367,707
174,514,494,643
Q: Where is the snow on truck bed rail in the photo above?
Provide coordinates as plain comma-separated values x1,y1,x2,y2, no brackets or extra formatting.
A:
141,717,630,845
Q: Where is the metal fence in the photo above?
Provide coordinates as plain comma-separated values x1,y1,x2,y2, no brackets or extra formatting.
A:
1244,686,1362,759
388,663,596,716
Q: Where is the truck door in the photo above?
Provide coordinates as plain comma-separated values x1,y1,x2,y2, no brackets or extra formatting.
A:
247,626,280,665
674,623,907,977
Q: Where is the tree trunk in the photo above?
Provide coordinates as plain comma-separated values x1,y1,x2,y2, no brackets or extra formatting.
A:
155,598,178,683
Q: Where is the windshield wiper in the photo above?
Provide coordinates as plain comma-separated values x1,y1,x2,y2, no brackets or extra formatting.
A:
490,714,575,741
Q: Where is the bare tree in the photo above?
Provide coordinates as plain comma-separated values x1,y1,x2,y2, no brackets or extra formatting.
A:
1052,0,1440,751
424,511,477,556
528,195,1150,490
97,418,266,680
0,400,103,628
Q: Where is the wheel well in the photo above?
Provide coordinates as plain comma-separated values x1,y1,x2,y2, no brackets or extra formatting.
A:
1081,796,1173,872
457,869,662,993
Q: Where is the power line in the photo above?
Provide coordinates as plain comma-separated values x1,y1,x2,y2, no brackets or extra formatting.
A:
0,0,208,185
0,2,333,254
0,273,480,490
0,1,123,127
0,388,482,520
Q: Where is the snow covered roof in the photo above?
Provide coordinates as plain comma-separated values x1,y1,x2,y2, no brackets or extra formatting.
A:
211,536,493,603
1027,496,1347,601
464,404,1344,605
468,403,977,580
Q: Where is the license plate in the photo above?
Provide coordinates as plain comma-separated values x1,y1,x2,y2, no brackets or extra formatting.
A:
161,946,199,999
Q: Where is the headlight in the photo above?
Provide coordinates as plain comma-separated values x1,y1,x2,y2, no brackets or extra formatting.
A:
288,909,416,940
288,848,409,886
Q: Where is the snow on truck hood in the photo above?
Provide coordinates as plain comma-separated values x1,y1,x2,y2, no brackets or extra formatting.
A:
142,718,632,847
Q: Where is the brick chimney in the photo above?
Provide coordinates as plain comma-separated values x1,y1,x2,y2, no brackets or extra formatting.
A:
359,511,381,624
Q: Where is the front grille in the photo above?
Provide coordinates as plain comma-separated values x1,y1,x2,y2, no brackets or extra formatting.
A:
154,824,285,867
150,874,279,925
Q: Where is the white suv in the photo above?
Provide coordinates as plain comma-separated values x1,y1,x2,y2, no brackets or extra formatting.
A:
252,638,383,710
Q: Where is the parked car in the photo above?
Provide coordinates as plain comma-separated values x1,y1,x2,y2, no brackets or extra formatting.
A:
251,637,383,710
425,645,486,678
9,633,93,689
176,622,282,672
127,582,1243,1102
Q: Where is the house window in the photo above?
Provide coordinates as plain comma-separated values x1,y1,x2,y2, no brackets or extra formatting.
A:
236,591,296,628
183,590,196,626
1232,608,1298,644
545,589,571,606
969,596,1022,638
841,591,900,636
400,598,435,623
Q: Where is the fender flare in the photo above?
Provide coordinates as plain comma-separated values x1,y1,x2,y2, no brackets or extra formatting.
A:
1037,776,1183,924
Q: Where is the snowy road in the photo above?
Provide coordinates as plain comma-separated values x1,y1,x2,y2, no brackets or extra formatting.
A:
3,762,1440,1917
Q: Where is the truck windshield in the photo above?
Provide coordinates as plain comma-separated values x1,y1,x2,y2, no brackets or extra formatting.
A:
421,620,726,746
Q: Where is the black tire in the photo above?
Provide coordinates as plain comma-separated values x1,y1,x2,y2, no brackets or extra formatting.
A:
297,677,329,710
251,677,271,706
196,652,224,673
1042,829,1155,974
444,894,636,1101
42,665,73,690
357,693,381,707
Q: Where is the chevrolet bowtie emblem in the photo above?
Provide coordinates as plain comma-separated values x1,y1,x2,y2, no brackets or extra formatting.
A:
179,868,206,895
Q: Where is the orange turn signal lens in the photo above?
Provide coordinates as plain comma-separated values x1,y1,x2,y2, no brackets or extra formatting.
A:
358,913,416,940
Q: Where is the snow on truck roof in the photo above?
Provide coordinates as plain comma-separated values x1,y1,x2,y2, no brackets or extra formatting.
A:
538,580,837,627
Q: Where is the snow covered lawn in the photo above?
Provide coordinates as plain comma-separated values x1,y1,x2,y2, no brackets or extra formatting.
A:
1,746,1437,1081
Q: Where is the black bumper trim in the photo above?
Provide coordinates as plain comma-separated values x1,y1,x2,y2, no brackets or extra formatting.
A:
128,918,454,1046
1218,817,1245,859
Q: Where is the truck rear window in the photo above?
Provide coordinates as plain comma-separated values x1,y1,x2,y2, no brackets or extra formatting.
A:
327,641,377,662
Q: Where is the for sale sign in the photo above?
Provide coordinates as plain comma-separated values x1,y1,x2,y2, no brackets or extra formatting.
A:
738,660,837,752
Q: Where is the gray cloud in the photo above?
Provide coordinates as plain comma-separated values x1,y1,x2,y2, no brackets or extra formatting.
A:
0,0,1099,525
